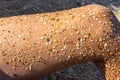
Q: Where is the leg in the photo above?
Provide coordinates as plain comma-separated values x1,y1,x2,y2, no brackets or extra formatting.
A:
105,56,120,80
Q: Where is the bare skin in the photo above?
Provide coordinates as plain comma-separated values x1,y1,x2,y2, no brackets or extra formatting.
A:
0,4,119,80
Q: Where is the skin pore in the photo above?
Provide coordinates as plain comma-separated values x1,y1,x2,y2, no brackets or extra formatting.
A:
0,4,119,80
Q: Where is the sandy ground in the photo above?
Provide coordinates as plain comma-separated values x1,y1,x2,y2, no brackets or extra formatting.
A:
0,0,120,80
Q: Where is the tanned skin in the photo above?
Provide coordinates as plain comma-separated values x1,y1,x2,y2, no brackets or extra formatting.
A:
0,4,119,80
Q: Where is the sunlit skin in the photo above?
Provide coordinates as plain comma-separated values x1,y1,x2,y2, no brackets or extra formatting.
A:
0,4,119,80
